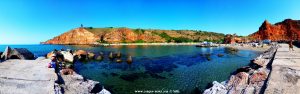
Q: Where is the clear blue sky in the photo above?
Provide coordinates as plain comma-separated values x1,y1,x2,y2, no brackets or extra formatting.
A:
0,0,299,44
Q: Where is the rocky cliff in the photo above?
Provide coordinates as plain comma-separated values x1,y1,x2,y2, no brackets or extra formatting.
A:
43,27,225,44
250,19,300,41
44,28,100,44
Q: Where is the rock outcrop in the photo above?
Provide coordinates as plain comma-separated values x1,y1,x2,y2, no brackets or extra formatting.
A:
250,19,300,41
1,46,12,60
1,46,35,60
9,48,35,60
204,45,278,94
224,34,243,44
44,28,100,44
203,81,227,94
55,72,111,94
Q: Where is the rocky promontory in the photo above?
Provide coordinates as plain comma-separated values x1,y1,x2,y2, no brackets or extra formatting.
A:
43,28,100,45
250,19,300,41
43,27,225,44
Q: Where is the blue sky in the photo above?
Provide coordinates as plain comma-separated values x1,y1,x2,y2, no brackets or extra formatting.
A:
0,0,299,44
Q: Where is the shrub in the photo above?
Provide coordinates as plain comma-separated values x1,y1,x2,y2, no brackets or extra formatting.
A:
135,40,145,43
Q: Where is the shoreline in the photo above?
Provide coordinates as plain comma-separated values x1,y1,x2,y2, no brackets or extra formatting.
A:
40,43,272,53
203,44,278,94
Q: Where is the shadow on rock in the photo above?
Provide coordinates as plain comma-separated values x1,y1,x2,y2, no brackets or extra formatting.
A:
90,83,103,93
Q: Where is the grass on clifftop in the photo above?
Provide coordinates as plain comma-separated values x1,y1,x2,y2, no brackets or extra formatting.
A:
85,27,225,43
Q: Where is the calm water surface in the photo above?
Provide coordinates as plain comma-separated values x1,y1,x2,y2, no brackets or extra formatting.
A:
0,45,261,93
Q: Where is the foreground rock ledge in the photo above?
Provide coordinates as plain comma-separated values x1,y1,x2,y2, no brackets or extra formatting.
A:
0,57,110,94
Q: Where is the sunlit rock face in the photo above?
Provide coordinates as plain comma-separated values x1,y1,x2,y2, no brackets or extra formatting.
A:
44,28,100,44
44,27,225,44
250,19,300,41
103,28,138,43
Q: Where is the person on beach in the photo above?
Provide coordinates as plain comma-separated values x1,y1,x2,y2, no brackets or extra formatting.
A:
289,40,294,51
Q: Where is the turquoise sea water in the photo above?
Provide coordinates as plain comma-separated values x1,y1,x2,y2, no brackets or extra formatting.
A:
0,45,261,93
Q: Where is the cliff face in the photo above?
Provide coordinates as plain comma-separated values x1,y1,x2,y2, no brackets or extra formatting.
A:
44,27,225,44
250,19,300,41
44,28,100,44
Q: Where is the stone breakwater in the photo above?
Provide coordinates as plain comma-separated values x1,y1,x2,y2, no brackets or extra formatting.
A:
203,45,279,94
0,57,110,94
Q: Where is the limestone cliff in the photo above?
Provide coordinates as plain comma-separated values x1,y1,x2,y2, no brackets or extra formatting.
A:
250,19,300,41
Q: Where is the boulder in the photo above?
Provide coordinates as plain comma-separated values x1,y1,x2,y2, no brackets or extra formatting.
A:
46,51,55,59
226,72,249,89
96,55,103,61
75,50,87,56
62,68,74,75
116,51,121,58
109,52,114,60
249,68,269,85
116,59,122,63
60,51,74,62
236,66,252,73
217,54,224,57
0,52,2,58
126,56,133,64
203,81,228,94
1,46,12,60
87,52,95,60
75,50,88,61
9,48,34,60
251,58,267,67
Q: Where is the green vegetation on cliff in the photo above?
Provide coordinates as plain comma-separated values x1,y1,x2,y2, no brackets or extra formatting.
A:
84,27,225,43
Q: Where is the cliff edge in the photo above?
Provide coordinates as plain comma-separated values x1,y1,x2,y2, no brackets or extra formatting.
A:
250,19,300,41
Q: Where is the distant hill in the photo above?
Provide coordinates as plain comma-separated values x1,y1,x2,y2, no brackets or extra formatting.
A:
43,27,225,44
249,19,300,41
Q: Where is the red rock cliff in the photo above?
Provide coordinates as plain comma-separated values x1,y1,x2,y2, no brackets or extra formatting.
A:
250,19,300,41
44,28,100,44
44,27,225,44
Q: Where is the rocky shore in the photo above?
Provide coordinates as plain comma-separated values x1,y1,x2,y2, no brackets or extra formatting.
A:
0,46,111,94
97,42,199,46
203,44,279,94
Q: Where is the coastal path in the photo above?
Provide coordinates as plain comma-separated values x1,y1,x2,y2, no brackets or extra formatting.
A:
265,44,300,94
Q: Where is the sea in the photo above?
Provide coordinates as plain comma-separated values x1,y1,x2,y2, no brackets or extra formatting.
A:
0,44,261,93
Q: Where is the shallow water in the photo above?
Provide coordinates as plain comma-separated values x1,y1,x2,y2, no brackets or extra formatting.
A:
0,45,261,93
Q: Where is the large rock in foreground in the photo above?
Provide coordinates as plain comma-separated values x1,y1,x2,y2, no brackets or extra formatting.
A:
1,46,12,60
203,81,227,94
9,48,35,60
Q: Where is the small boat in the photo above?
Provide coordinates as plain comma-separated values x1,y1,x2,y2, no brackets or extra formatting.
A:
195,45,218,47
195,42,218,47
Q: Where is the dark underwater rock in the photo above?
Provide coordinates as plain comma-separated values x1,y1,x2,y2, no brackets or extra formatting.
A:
145,71,166,79
119,74,140,82
110,73,119,77
119,73,148,82
144,57,178,73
